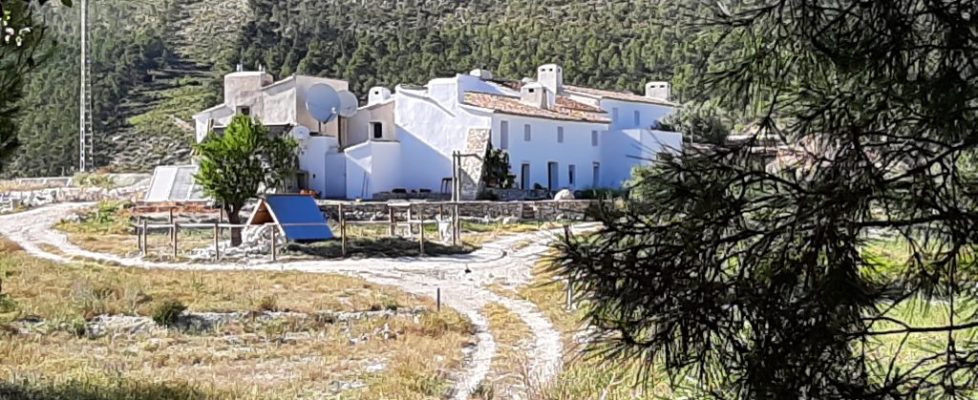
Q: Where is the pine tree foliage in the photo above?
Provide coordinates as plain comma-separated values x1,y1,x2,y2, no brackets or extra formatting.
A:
556,1,978,398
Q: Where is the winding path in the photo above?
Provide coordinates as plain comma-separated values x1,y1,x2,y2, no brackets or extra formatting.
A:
0,203,594,399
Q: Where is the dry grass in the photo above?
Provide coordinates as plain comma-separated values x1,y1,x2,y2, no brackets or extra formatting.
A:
0,237,427,321
0,236,476,399
476,303,533,399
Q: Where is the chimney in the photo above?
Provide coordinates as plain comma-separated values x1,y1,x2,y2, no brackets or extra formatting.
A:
537,64,563,95
645,81,671,101
469,69,494,81
520,82,551,109
368,87,392,106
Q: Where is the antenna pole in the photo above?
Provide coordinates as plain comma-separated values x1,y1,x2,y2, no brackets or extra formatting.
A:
78,0,93,173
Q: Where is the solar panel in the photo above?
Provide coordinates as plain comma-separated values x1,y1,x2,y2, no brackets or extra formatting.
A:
262,195,333,242
144,165,209,203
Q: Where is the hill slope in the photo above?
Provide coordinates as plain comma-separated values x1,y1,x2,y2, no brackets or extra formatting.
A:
7,0,712,177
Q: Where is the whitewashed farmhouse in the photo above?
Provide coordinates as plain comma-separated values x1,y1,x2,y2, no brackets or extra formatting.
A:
171,63,682,202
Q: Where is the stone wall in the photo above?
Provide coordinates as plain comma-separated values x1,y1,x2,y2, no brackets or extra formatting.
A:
318,199,596,222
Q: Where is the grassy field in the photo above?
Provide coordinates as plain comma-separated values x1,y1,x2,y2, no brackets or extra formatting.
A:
0,237,474,399
55,202,557,261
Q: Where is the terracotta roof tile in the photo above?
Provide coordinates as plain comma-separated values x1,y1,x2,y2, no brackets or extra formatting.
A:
463,92,610,123
564,85,678,106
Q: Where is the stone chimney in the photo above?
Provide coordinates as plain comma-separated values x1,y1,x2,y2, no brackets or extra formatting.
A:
645,81,671,101
520,82,551,109
537,64,563,95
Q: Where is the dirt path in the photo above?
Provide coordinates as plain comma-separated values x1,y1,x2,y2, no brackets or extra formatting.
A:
0,203,595,399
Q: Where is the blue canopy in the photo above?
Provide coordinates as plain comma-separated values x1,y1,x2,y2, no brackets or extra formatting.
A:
248,195,333,242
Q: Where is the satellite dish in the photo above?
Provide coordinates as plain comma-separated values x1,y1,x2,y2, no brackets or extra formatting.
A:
337,90,359,117
306,84,340,123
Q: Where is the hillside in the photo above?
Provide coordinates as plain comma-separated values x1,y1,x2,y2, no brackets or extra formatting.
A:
6,0,715,178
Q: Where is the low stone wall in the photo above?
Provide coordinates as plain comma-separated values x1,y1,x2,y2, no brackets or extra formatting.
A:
317,199,596,222
0,185,147,210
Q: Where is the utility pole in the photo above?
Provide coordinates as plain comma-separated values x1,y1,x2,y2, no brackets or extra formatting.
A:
78,0,94,173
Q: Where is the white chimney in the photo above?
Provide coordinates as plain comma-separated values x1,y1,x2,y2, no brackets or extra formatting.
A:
469,69,494,81
368,87,392,106
645,81,671,101
520,82,551,109
537,64,563,95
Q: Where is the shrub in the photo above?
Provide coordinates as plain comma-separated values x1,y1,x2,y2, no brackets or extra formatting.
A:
0,293,16,314
152,299,187,327
256,295,278,312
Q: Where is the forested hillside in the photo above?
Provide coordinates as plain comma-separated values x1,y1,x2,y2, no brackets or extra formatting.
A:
7,0,717,177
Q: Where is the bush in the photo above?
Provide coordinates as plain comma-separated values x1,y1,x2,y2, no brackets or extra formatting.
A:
256,295,278,312
152,299,186,327
0,293,16,314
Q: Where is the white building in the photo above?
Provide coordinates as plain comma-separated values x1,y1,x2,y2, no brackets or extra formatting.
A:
192,67,354,198
184,63,682,202
378,63,682,198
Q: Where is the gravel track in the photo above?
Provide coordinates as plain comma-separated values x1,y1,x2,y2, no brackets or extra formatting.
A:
0,202,596,399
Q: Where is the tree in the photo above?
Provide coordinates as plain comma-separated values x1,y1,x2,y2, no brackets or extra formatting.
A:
0,0,70,173
557,1,978,399
194,115,297,246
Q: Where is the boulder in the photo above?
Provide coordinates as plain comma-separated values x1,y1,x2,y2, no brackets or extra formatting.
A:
554,189,575,201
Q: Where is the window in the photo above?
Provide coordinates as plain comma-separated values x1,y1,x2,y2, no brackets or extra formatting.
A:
236,106,251,116
634,110,641,126
520,163,531,190
557,126,564,143
591,130,599,146
592,162,601,188
524,124,532,142
500,121,509,149
370,122,383,139
568,164,576,187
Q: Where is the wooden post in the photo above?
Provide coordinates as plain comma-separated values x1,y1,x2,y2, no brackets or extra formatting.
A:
452,203,460,246
388,205,395,236
436,287,441,312
172,222,178,259
566,278,574,311
339,203,347,257
271,225,278,262
168,208,174,242
419,207,425,255
140,218,147,256
213,221,220,261
406,205,413,236
563,224,571,242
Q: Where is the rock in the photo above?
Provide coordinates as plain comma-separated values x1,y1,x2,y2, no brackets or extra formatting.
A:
501,216,520,225
554,189,575,201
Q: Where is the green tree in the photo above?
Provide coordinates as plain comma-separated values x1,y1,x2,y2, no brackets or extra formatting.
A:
0,0,70,172
194,115,297,246
557,1,978,398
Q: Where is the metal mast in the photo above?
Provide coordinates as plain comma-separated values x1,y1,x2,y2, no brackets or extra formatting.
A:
79,0,94,172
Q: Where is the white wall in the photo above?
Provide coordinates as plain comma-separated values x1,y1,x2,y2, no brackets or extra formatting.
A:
600,99,675,131
348,101,395,146
492,114,608,191
394,79,493,192
603,128,684,188
297,135,340,196
344,141,403,199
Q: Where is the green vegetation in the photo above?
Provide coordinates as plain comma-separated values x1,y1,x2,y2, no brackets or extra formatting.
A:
150,299,186,327
7,0,725,177
194,115,297,246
